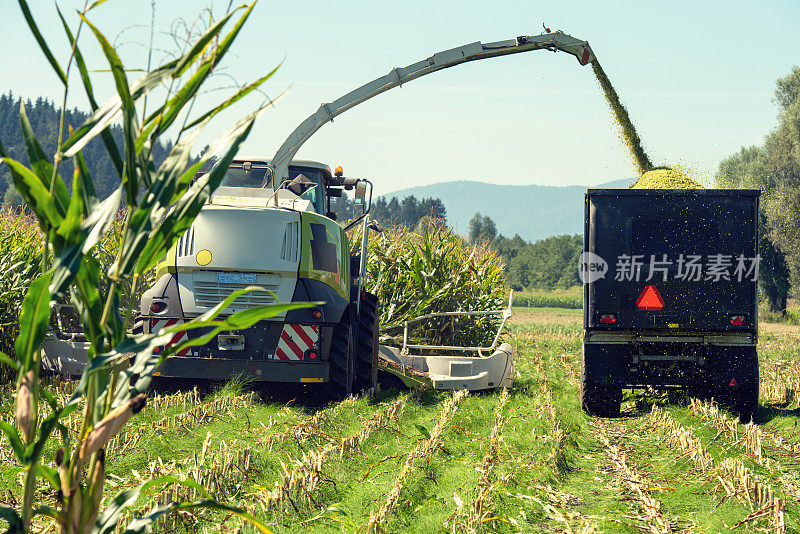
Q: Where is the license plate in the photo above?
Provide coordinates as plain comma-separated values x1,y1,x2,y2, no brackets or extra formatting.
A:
218,334,245,351
216,271,256,284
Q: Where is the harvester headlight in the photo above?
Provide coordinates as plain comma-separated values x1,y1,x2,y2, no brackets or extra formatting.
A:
196,249,212,266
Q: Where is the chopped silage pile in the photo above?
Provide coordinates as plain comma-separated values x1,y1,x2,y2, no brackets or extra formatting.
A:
630,167,704,189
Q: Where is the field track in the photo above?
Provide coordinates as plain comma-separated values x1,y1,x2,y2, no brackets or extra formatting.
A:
1,307,799,533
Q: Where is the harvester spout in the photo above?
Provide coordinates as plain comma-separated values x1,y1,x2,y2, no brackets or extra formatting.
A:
270,30,595,189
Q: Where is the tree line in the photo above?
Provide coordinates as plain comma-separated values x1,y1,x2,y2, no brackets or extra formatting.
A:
716,66,800,313
332,193,447,230
467,211,582,290
0,92,192,206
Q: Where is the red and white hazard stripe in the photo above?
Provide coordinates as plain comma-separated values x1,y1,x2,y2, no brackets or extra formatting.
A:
149,317,192,356
276,324,319,361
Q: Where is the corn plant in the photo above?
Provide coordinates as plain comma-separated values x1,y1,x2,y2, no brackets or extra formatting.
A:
0,2,309,533
0,210,43,382
353,219,507,349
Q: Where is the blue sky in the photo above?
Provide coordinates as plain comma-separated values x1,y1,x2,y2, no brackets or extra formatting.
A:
1,0,798,195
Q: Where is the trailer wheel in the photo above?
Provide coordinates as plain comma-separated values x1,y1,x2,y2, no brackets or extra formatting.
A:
353,292,379,394
580,353,622,417
326,319,353,401
729,357,759,423
732,379,759,423
710,347,759,422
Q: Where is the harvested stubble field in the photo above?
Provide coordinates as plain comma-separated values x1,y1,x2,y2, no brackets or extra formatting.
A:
1,308,800,533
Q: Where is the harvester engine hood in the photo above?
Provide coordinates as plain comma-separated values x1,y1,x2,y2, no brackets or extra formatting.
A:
173,205,301,318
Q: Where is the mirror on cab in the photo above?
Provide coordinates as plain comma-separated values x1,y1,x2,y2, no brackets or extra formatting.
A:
325,165,373,231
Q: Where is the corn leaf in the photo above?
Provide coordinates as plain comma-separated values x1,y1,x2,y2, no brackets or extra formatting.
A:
91,476,210,534
86,0,111,10
34,466,60,492
71,258,105,356
143,2,256,134
16,0,67,85
81,186,122,256
50,171,87,297
0,157,64,230
79,14,139,205
0,422,25,463
111,293,314,405
56,5,123,176
0,352,18,370
30,398,69,465
61,61,178,158
73,150,99,214
122,500,272,534
169,159,207,204
14,271,54,369
32,505,60,521
0,503,23,533
183,67,283,130
163,301,316,358
172,9,238,77
134,103,266,274
17,102,70,215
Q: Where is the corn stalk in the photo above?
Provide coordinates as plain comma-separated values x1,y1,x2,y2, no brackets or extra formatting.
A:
365,389,468,532
0,2,302,533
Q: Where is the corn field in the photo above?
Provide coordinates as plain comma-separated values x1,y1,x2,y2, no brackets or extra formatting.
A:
0,209,155,380
352,219,508,349
3,305,798,533
0,209,41,380
0,308,800,533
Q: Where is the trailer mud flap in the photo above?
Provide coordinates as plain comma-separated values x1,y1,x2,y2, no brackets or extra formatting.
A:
582,343,629,387
703,345,758,390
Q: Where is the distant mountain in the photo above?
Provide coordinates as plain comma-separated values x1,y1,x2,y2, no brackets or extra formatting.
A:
377,178,631,242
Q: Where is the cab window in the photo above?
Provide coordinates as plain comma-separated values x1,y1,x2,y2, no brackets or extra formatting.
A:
219,163,272,188
288,166,325,214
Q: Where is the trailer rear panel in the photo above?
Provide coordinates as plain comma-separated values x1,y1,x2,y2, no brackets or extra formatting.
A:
584,189,759,334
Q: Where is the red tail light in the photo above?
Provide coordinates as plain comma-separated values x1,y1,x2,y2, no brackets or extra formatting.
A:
149,301,167,314
730,315,746,326
599,314,617,324
637,285,664,311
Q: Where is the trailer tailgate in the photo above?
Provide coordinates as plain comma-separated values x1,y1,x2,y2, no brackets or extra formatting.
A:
584,189,759,333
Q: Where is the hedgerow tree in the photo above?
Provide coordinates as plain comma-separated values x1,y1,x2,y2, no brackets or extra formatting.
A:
716,66,800,311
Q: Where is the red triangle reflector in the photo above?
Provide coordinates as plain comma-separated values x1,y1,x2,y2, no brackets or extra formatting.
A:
730,377,738,387
636,285,664,311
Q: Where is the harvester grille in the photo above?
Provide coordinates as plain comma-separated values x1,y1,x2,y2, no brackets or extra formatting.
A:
193,280,279,309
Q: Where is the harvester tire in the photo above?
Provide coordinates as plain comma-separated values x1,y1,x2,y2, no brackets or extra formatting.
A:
580,355,622,417
326,319,353,401
353,292,379,394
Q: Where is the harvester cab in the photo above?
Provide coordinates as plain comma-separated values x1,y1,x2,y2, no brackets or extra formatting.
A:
131,158,379,399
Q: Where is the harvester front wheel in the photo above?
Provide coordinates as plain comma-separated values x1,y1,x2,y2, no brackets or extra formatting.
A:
354,292,379,394
326,320,353,401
